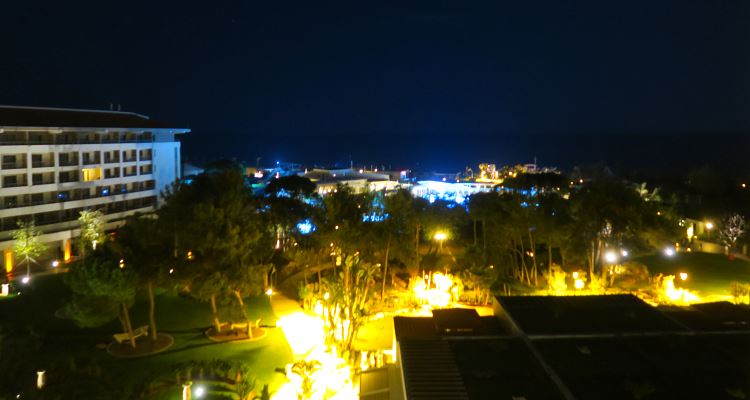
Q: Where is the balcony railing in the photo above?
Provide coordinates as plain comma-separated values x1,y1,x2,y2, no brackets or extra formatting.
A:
82,158,101,165
58,159,79,167
3,180,27,188
0,184,157,210
32,161,55,168
122,156,137,162
104,156,120,164
2,162,26,170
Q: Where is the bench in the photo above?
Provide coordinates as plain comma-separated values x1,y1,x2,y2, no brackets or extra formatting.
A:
113,325,149,344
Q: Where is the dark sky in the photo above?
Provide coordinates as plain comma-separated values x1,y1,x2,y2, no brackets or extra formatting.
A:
2,1,749,172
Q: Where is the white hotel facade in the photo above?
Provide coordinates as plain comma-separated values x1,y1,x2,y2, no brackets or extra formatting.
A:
0,106,188,274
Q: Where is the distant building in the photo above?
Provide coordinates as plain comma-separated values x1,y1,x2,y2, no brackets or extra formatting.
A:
300,168,400,195
0,105,188,272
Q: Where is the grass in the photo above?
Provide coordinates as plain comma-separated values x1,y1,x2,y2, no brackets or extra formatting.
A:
635,252,750,298
0,274,292,399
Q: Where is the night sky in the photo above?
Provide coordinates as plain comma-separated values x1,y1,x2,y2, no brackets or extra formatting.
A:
2,1,749,172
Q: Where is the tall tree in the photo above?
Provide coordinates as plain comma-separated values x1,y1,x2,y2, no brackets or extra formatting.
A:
78,209,105,254
64,250,138,347
160,169,272,334
111,216,173,341
12,220,46,278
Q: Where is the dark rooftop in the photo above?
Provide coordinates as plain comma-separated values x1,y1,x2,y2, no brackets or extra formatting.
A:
0,105,186,129
496,294,687,336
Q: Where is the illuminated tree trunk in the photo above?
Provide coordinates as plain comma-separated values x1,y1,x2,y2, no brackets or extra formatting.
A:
234,290,252,338
381,236,391,300
210,295,222,333
147,281,158,341
121,303,136,348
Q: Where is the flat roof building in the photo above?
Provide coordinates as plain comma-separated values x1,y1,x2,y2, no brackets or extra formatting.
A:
0,105,188,273
391,295,750,400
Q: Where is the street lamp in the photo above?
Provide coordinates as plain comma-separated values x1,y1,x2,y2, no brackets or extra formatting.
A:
604,251,618,264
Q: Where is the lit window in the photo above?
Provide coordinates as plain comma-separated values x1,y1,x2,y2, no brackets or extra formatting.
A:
81,168,101,182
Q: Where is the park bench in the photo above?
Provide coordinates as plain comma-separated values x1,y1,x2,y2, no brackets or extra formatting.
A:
113,325,149,344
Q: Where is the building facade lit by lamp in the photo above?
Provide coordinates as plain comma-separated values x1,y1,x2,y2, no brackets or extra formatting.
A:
0,106,188,271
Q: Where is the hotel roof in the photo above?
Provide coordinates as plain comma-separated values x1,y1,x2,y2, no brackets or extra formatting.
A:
0,105,187,130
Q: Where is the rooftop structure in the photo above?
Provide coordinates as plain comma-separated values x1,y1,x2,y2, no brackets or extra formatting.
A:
0,105,188,273
391,295,750,400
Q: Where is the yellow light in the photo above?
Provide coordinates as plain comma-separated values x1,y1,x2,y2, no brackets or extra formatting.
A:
119,259,125,269
186,251,194,260
434,232,447,241
604,251,617,264
4,250,12,274
276,311,325,357
323,292,330,300
686,226,694,240
64,240,72,262
81,167,101,182
742,183,747,188
706,222,714,230
572,271,579,279
679,272,688,281
662,275,698,305
574,279,585,289
265,288,274,296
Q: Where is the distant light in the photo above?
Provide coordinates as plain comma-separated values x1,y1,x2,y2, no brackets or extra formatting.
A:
21,276,30,285
620,249,629,257
706,222,714,230
574,279,585,289
664,247,675,257
742,183,747,189
579,179,583,184
374,168,378,172
657,211,662,216
169,268,175,274
324,292,330,300
679,272,688,281
266,288,274,296
119,259,125,269
296,219,315,235
194,386,205,398
51,260,60,268
572,271,579,279
434,232,447,241
359,169,363,173
604,251,618,264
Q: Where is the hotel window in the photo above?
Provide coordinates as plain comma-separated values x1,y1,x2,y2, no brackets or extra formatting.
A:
82,167,101,182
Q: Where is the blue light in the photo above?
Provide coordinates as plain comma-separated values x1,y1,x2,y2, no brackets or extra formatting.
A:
296,219,315,235
102,189,109,195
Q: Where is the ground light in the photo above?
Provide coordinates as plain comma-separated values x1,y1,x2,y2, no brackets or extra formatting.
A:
266,288,274,296
194,386,205,398
21,276,30,285
51,260,59,268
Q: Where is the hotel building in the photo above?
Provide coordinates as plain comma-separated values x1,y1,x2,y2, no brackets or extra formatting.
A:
0,106,188,273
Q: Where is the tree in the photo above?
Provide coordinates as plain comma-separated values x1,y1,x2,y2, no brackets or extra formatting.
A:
160,169,272,334
111,216,173,342
320,254,379,363
64,250,138,347
377,189,419,298
12,220,46,278
78,209,105,254
720,213,746,251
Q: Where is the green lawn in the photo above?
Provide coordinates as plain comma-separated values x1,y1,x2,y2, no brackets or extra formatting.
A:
635,252,750,298
0,274,292,399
